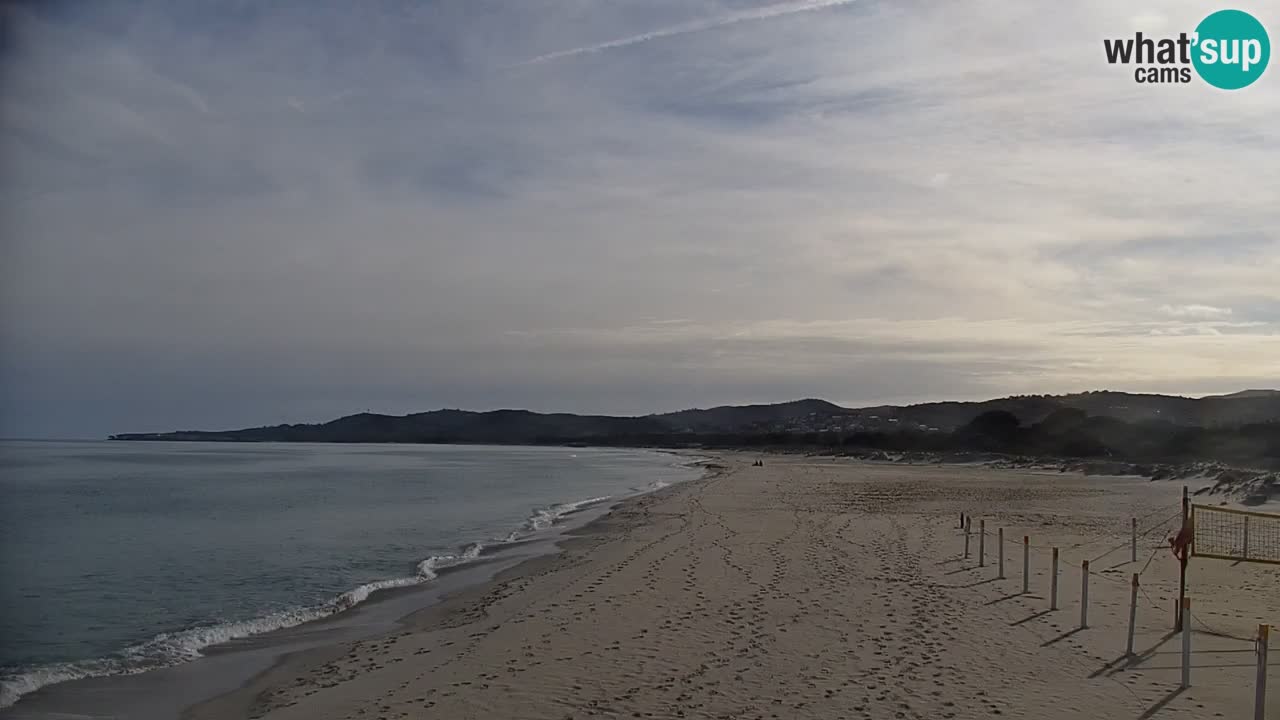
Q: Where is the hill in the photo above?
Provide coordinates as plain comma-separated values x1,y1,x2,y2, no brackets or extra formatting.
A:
855,391,1280,430
1202,389,1280,400
110,390,1280,467
114,409,671,445
652,399,851,433
110,390,1280,442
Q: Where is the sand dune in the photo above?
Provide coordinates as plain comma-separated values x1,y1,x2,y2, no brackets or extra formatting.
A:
191,456,1280,720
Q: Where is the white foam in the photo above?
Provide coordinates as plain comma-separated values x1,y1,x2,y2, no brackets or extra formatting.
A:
519,495,613,534
416,543,484,580
0,660,128,709
0,570,442,708
0,490,639,709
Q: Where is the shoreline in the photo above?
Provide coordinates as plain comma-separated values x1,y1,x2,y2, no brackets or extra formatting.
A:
185,458,732,719
0,451,719,720
177,455,1277,720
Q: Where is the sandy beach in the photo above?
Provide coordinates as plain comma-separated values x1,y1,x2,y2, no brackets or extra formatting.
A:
190,455,1280,720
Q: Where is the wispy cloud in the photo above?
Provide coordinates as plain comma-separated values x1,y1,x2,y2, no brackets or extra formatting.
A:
1161,304,1234,319
511,0,860,66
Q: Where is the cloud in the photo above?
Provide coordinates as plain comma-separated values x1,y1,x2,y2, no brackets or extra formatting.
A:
511,0,860,67
1160,304,1234,319
1,0,1278,437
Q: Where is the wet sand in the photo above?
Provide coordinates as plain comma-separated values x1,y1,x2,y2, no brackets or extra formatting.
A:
186,455,1280,720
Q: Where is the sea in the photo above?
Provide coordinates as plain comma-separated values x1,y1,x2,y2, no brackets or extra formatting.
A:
0,441,703,711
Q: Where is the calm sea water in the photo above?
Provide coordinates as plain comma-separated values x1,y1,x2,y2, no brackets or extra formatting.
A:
0,441,701,707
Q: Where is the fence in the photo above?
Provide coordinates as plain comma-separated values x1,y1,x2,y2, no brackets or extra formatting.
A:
957,500,1275,719
1191,504,1280,565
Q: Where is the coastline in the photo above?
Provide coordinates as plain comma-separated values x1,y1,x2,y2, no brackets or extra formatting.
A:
180,454,1277,720
0,450,718,720
186,457,732,720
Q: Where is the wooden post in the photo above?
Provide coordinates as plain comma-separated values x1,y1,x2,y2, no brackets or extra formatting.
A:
1131,517,1137,563
960,512,965,529
1126,574,1139,656
1022,536,1030,595
1080,560,1090,629
1181,597,1192,689
1177,486,1189,631
979,520,986,567
1257,624,1270,720
1050,547,1059,610
964,518,971,559
998,528,1005,579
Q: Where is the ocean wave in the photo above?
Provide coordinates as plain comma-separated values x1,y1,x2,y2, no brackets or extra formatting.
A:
520,495,613,534
0,573,423,708
630,478,674,493
0,489,636,710
0,660,127,709
416,542,485,580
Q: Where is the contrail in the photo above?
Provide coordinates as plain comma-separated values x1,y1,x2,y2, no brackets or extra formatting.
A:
512,0,858,67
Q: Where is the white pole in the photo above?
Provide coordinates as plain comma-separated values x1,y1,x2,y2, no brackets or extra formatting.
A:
1181,598,1192,689
1022,536,1030,595
998,528,1005,579
1131,517,1137,564
979,520,986,567
1050,547,1059,610
1080,560,1090,629
1126,574,1139,656
1257,624,1270,720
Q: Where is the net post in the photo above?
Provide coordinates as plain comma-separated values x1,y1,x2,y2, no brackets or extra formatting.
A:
1177,486,1189,631
1080,560,1090,629
1180,597,1192,689
1257,624,1270,720
1050,547,1059,610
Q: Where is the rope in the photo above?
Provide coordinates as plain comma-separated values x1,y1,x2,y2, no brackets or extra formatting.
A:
1137,584,1168,614
954,506,1265,692
1086,537,1135,565
995,532,1055,552
1088,510,1184,564
1189,611,1257,643
1087,568,1129,586
1137,545,1161,577
1063,503,1182,553
958,508,1180,615
967,507,1184,569
958,506,1185,611
1134,502,1185,526
947,543,1151,712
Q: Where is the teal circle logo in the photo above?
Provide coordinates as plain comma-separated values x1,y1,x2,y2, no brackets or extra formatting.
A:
1192,10,1270,90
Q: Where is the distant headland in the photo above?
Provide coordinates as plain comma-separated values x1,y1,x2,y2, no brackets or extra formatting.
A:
111,390,1280,468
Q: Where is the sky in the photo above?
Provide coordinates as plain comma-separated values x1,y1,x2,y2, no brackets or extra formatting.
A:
2,0,1278,438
